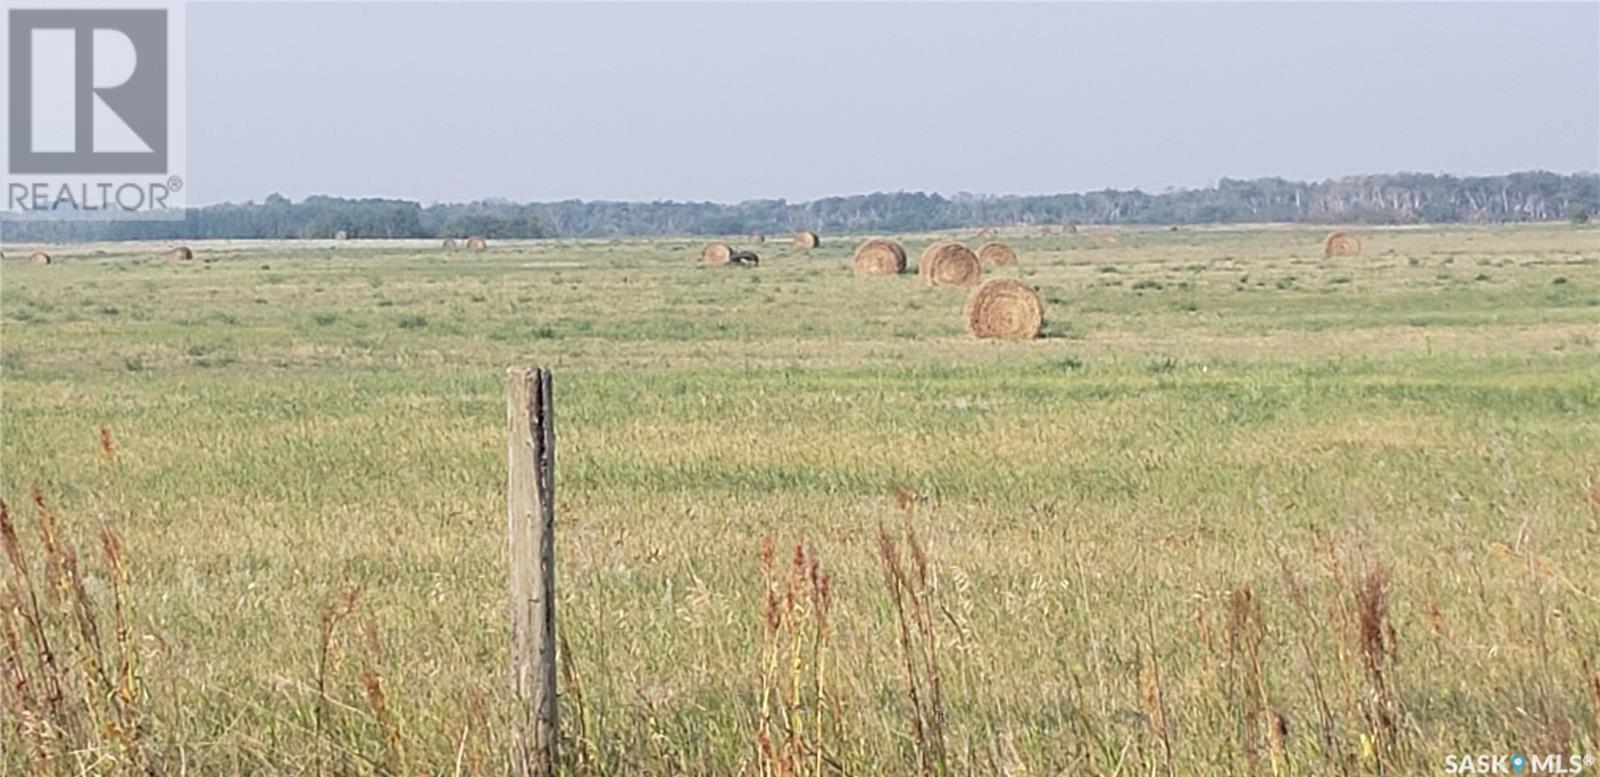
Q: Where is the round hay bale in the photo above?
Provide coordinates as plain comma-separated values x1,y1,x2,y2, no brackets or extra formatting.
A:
165,246,194,261
975,227,997,240
1323,231,1361,257
918,242,982,287
702,241,733,265
793,230,820,249
749,233,766,245
442,238,458,251
1064,223,1079,234
977,242,1018,267
466,236,488,252
852,238,907,277
333,230,349,241
729,250,760,266
964,278,1044,340
28,251,52,266
1096,232,1120,245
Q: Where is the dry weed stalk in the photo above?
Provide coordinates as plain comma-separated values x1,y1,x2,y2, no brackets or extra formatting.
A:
1273,546,1348,776
1569,609,1600,756
756,535,834,777
558,630,599,771
1225,585,1287,775
1354,566,1400,771
1138,605,1176,777
875,486,948,776
315,585,407,775
0,482,147,773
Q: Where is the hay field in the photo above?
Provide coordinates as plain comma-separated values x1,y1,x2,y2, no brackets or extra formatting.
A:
2,224,1598,774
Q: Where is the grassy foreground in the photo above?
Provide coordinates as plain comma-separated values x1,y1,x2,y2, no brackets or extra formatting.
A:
2,225,1599,774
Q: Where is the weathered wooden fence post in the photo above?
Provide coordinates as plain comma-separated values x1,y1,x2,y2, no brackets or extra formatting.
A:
507,366,557,777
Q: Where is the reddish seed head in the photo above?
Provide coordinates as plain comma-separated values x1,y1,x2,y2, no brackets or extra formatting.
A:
759,535,775,575
892,484,918,512
765,587,781,632
362,668,388,715
0,499,21,571
1356,567,1395,675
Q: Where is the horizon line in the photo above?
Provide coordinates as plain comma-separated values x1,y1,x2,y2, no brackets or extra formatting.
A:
190,168,1600,209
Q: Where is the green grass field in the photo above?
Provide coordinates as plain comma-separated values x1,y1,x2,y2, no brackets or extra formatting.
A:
2,225,1598,774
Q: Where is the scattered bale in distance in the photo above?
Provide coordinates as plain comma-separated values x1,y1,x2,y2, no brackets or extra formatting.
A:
965,278,1044,340
749,233,766,245
442,238,458,251
976,226,997,239
1323,231,1361,257
702,241,734,265
166,246,194,262
978,242,1018,267
793,230,820,249
28,251,52,265
1096,232,1120,245
1064,223,1079,234
466,236,488,252
333,230,349,241
918,242,982,287
729,250,760,266
852,238,907,276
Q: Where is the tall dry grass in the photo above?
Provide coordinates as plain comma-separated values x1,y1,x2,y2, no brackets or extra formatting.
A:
0,437,148,772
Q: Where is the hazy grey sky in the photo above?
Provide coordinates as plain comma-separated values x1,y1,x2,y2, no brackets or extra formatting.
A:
188,2,1600,205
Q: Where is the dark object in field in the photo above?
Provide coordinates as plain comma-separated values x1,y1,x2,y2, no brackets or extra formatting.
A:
466,236,488,252
729,250,760,266
853,238,907,276
442,238,458,251
793,230,821,249
28,251,52,265
166,246,194,261
702,241,733,265
1323,231,1361,257
919,242,982,287
965,278,1044,340
977,242,1018,267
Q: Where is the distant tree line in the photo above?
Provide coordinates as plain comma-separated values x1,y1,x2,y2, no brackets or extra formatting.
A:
4,171,1595,243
